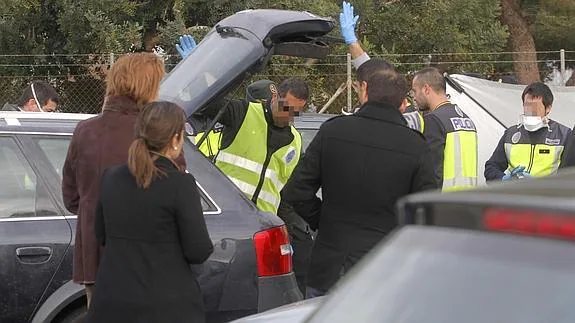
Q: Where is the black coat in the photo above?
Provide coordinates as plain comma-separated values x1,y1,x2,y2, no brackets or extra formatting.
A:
282,102,437,292
87,156,213,323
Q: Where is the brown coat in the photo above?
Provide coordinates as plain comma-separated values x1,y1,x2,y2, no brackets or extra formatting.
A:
62,95,186,284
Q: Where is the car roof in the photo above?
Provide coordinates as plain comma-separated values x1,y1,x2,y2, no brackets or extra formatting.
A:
0,111,93,134
294,113,335,129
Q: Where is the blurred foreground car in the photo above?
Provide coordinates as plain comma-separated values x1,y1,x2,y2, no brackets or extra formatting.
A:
231,171,575,323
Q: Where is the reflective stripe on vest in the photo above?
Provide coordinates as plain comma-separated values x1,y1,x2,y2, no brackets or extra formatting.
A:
403,111,424,133
443,131,478,191
504,143,564,177
215,102,301,214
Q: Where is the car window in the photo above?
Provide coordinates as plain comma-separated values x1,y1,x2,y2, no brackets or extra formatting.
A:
36,138,70,178
310,226,575,323
33,136,218,214
299,128,318,152
159,28,265,116
0,137,37,218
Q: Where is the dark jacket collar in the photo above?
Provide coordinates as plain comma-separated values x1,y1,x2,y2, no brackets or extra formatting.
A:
102,95,142,115
354,101,407,126
153,154,180,171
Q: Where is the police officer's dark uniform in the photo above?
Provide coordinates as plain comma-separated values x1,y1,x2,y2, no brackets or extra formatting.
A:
485,120,572,180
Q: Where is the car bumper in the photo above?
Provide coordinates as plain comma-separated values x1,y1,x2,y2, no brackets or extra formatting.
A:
258,272,303,312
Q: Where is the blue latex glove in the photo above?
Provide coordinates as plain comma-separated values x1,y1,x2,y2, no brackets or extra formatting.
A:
502,165,525,181
339,1,359,45
176,34,197,59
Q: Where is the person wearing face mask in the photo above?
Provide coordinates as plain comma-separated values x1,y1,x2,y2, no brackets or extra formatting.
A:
2,81,59,112
485,82,572,181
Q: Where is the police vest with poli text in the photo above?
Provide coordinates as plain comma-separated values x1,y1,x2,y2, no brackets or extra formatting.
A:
215,102,302,214
430,103,478,191
194,123,224,159
503,120,571,177
403,111,424,133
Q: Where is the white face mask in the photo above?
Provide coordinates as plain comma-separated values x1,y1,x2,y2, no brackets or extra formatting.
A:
522,115,547,132
31,83,45,112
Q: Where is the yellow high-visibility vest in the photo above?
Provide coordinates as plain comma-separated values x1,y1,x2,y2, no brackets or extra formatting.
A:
429,103,478,192
403,111,424,133
215,102,302,214
503,121,570,177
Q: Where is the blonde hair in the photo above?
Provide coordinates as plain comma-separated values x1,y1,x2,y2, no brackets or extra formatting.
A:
106,53,165,105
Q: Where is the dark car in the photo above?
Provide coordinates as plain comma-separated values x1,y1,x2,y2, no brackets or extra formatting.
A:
0,9,336,323
0,111,335,323
230,172,575,322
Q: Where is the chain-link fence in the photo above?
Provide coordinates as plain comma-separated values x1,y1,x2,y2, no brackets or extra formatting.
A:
1,51,573,114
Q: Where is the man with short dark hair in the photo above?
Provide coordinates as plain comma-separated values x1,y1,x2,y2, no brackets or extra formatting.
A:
281,57,437,298
195,78,309,159
485,82,572,180
412,67,478,191
2,81,59,112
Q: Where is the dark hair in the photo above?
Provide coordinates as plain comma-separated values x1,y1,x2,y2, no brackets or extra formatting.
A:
279,77,309,101
566,74,575,87
128,101,186,189
366,69,408,107
522,82,554,108
356,58,395,83
413,67,446,93
18,81,60,106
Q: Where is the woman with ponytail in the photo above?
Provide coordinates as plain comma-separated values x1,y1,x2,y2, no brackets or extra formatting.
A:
62,52,187,307
87,101,213,323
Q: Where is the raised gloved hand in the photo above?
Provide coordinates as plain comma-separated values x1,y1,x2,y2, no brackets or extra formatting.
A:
339,1,359,45
502,165,525,181
176,34,197,59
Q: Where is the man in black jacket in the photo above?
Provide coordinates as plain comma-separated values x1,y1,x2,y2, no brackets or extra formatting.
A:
281,59,438,298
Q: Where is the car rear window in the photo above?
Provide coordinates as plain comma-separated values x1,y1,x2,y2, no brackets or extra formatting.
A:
311,226,575,323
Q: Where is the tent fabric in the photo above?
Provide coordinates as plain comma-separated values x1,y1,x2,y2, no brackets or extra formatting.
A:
445,74,575,185
449,74,575,128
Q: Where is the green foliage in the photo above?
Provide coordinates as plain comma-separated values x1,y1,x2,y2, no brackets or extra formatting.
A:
352,0,509,74
1,0,574,113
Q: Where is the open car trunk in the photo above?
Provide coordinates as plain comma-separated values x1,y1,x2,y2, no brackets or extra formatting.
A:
159,9,335,118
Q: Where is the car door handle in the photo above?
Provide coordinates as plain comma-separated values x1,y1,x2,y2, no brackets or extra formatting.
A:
16,247,52,257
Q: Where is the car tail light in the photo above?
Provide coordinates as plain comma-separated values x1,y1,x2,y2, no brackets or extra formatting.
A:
253,225,293,277
483,208,575,240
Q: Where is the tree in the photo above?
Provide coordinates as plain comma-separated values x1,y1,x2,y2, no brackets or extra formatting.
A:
500,0,540,84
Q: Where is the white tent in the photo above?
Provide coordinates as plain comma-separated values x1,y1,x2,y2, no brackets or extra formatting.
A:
445,74,575,185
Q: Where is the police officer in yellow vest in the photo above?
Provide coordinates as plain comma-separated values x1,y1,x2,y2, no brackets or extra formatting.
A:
195,78,309,160
195,81,304,214
485,82,572,181
412,67,478,191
